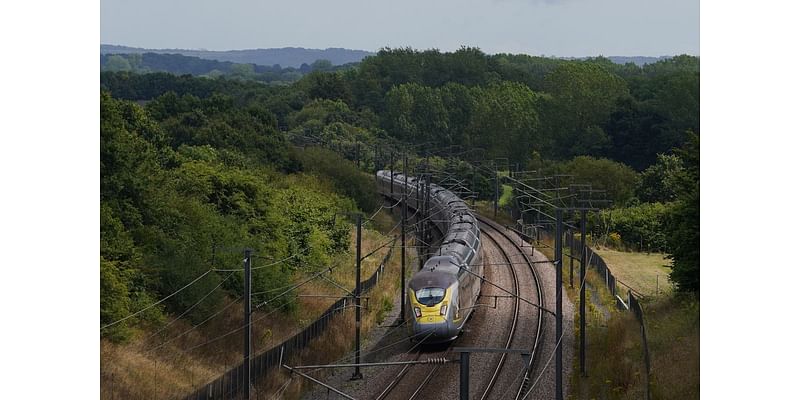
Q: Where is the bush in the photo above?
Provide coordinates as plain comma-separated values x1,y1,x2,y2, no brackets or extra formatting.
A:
594,202,670,252
297,147,379,212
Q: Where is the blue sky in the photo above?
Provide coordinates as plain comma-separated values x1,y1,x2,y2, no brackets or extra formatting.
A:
101,0,698,56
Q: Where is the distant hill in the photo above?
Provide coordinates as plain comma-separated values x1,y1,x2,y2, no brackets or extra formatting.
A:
101,44,374,68
606,56,671,66
100,52,305,75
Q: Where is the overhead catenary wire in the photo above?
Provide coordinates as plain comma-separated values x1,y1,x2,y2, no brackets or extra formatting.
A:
174,296,297,356
101,269,214,330
144,271,236,344
212,251,304,272
254,262,344,309
361,197,404,226
145,294,243,354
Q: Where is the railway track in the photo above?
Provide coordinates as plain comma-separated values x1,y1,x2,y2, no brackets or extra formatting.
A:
374,215,545,400
475,220,522,400
477,216,545,400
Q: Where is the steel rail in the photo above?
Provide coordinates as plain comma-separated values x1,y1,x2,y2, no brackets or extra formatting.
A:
477,215,546,400
476,220,522,400
405,220,527,400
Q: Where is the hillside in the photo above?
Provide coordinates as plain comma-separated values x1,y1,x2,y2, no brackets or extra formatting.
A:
101,44,375,68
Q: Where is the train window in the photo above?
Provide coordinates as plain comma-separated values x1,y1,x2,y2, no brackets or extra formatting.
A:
415,287,446,306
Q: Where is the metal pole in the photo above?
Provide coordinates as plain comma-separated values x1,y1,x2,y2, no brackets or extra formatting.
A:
494,164,499,218
471,169,476,206
401,155,407,321
425,179,430,257
569,229,574,288
580,210,587,377
555,208,563,400
460,352,470,400
390,152,395,195
352,214,363,380
414,175,425,269
244,249,252,399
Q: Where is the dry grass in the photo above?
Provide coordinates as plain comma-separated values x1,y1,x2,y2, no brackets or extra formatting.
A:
645,295,700,400
567,268,649,400
593,248,673,297
101,209,403,400
473,200,515,226
520,233,672,399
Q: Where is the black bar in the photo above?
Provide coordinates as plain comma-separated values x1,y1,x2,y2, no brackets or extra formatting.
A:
243,249,252,399
494,164,499,218
390,152,394,195
460,352,470,400
555,209,563,400
401,154,407,321
352,214,363,380
580,210,587,376
569,229,574,288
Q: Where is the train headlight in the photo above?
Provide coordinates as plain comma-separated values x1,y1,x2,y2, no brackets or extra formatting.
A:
414,307,422,318
440,304,448,316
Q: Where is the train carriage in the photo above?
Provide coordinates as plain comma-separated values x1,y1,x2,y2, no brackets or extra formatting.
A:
376,170,483,343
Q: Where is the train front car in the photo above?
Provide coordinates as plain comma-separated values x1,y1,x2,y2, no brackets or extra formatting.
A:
376,170,483,344
407,256,462,343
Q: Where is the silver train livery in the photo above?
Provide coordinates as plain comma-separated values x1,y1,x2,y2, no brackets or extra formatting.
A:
376,170,483,343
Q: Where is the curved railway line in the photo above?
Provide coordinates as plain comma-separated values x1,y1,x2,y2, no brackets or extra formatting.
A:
374,214,545,400
478,216,545,400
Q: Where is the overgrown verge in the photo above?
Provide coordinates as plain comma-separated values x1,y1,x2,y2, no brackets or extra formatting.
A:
532,234,697,399
250,223,406,399
646,294,700,399
101,215,400,399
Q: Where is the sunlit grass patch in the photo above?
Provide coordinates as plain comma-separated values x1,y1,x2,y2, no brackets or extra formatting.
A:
593,249,673,297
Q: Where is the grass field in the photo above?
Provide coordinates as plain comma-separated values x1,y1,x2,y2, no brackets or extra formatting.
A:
594,248,673,297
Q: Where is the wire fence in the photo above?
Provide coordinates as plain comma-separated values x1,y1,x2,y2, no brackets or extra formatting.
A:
564,230,652,400
507,221,651,398
565,233,631,310
183,242,395,400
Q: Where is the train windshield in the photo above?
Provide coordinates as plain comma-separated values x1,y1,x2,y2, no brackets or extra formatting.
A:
416,287,446,306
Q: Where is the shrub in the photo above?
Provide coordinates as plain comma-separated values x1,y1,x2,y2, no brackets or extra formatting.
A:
297,147,379,212
594,202,670,252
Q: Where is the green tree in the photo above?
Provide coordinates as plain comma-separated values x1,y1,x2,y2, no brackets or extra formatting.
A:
230,63,256,80
664,133,700,293
542,62,629,158
467,81,541,166
636,153,684,202
105,54,132,72
384,83,450,144
303,71,352,103
558,156,640,205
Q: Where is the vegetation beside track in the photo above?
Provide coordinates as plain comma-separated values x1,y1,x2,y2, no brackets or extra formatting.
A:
531,234,698,399
594,249,673,297
101,211,402,400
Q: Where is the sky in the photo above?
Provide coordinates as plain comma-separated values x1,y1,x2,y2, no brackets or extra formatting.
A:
100,0,698,57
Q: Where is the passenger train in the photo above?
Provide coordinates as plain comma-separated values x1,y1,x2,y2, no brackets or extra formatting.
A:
376,170,483,343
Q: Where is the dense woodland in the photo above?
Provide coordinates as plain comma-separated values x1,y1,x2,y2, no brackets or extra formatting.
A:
101,47,700,342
